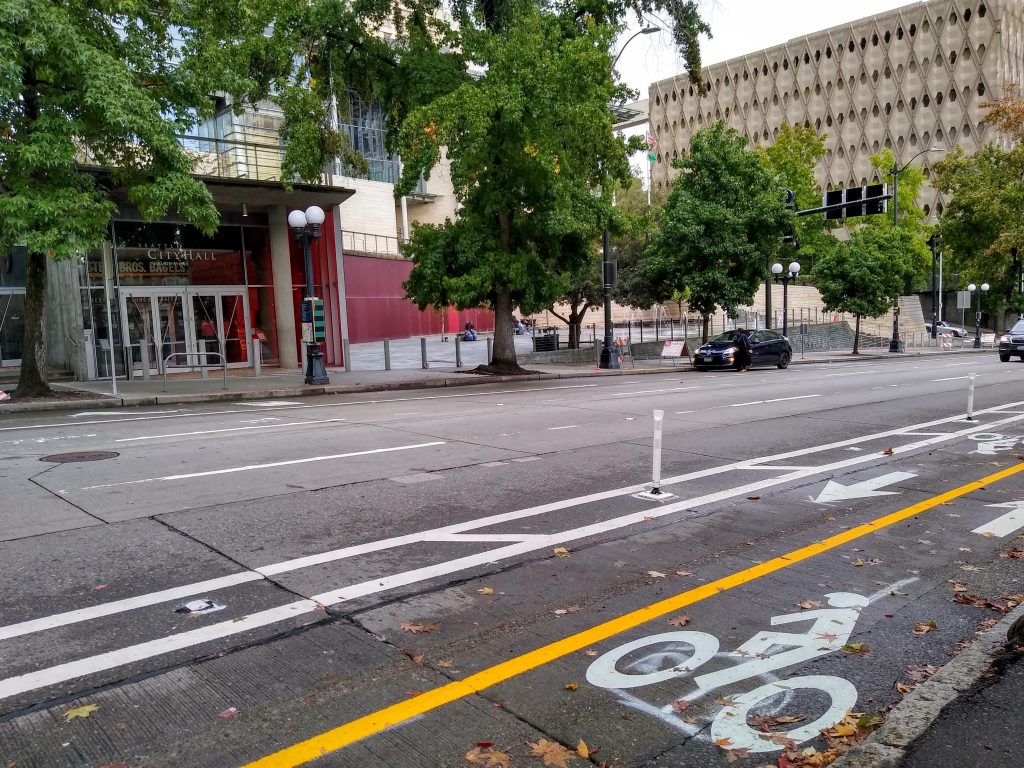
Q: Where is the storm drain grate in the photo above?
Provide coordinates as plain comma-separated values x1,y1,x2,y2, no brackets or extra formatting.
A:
39,451,120,463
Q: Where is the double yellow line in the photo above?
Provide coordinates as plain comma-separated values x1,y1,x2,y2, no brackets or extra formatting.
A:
243,461,1024,767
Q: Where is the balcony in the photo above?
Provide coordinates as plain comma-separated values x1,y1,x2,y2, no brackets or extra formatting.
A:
342,231,405,257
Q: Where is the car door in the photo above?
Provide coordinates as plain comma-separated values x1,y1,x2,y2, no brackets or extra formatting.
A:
751,330,778,366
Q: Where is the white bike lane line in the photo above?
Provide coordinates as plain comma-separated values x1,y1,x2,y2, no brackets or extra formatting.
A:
239,460,1024,768
2,406,1023,702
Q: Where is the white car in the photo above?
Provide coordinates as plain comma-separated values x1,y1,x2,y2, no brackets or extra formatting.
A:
925,320,967,338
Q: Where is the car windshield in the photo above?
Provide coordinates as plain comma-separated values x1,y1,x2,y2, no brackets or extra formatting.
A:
1010,321,1024,334
711,331,745,343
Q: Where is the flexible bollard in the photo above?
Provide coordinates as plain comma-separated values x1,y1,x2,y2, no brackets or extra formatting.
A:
966,373,976,421
651,409,664,494
455,336,463,367
486,337,493,364
421,337,429,369
384,338,391,370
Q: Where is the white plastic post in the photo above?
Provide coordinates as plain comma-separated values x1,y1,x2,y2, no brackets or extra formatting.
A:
651,409,665,494
966,373,977,421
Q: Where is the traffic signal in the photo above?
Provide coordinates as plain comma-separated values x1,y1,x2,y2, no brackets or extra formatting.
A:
822,184,888,219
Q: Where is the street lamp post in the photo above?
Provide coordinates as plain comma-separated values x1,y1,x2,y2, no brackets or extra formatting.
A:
600,26,657,370
288,205,330,385
771,261,800,337
890,146,941,353
969,282,989,348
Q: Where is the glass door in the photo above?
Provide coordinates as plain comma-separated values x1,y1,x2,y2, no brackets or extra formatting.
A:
122,292,158,379
156,294,188,370
121,289,191,379
0,292,25,366
190,290,250,369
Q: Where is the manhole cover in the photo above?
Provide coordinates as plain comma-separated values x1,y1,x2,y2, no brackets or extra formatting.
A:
39,451,120,463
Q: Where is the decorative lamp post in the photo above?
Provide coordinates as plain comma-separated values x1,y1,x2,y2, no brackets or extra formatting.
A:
599,26,658,370
288,205,330,385
771,261,800,338
969,282,990,349
890,146,941,352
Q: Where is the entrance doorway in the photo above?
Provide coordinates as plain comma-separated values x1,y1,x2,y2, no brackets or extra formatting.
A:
120,287,250,379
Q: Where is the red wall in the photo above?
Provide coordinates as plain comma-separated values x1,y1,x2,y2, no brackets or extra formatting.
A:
342,253,494,343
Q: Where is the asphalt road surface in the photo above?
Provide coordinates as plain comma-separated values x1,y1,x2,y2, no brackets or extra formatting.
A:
1,356,1023,767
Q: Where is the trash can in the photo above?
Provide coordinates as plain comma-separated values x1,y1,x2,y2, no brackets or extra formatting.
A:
532,329,559,352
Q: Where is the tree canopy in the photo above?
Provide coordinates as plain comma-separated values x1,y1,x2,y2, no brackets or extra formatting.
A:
645,121,790,339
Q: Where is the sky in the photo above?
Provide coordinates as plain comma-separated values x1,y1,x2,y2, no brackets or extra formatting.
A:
616,0,920,95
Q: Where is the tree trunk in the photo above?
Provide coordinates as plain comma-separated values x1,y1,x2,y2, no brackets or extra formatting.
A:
567,312,582,349
485,289,524,372
701,314,710,343
852,314,861,355
14,250,52,398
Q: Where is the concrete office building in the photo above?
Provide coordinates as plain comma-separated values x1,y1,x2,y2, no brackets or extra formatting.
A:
648,0,1024,216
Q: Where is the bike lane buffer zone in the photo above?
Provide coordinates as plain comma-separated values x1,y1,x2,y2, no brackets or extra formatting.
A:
240,460,1024,768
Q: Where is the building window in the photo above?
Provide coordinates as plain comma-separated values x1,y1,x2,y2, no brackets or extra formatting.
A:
909,24,917,36
872,33,878,46
964,8,972,22
978,82,986,96
884,31,891,44
950,51,958,66
335,90,400,184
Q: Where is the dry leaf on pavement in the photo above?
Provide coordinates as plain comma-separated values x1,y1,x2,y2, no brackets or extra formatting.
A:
895,683,913,694
676,570,695,577
796,599,822,610
217,707,239,719
528,738,576,767
647,570,667,578
564,682,579,691
465,746,511,768
583,649,598,657
553,547,571,558
64,704,100,721
477,587,495,595
842,642,868,654
575,738,596,758
667,614,690,627
437,660,454,668
714,737,734,748
724,747,750,763
912,620,939,635
715,694,738,707
882,447,895,456
400,622,440,634
671,699,691,712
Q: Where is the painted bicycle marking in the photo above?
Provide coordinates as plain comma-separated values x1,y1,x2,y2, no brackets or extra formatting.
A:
969,433,1023,455
586,589,900,753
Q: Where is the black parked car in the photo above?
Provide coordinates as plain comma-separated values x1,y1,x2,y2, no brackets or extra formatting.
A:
694,329,793,371
998,319,1024,362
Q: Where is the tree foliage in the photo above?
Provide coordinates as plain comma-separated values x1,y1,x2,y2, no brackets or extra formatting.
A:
646,122,790,340
398,0,710,371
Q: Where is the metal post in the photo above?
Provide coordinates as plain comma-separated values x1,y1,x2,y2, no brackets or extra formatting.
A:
889,163,904,353
782,278,790,338
384,338,391,371
420,337,428,369
342,339,351,372
455,336,463,368
598,227,618,369
966,373,976,421
974,291,982,348
300,232,329,384
100,242,118,395
486,336,493,365
930,237,939,341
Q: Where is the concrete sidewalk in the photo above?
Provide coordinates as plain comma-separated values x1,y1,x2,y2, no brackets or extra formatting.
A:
0,342,996,414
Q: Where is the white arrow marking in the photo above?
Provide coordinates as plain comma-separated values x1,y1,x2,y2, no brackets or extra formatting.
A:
814,471,917,504
973,502,1024,537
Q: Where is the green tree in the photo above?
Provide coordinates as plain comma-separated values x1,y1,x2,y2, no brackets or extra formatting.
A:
814,227,915,354
546,246,603,349
647,122,790,341
397,1,709,372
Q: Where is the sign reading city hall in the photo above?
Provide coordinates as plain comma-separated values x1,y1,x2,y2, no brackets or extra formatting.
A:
87,247,233,281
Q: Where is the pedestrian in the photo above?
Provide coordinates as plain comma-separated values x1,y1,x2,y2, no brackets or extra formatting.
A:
734,328,752,372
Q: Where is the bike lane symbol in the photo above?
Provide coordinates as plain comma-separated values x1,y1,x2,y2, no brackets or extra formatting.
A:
586,592,870,753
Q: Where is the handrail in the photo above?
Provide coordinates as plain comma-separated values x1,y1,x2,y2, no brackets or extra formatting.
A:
162,351,228,392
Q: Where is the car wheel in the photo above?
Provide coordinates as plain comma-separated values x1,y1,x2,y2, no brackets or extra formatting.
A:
1000,353,1011,362
777,351,791,369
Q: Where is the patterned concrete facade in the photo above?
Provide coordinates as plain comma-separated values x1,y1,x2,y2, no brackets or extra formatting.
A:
649,0,1024,217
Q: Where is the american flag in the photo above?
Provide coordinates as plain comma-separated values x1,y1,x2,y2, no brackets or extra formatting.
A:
645,133,657,148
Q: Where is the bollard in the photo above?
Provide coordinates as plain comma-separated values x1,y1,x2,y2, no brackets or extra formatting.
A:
966,373,977,421
252,335,262,377
421,337,429,369
651,409,664,494
455,336,463,367
343,339,352,372
384,338,391,371
486,336,493,365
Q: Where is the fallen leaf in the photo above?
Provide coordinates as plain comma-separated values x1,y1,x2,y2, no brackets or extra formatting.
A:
437,660,454,668
647,570,667,578
643,515,656,521
715,694,738,707
400,622,440,634
842,642,868,654
529,738,576,768
824,514,836,521
217,707,239,719
675,570,695,577
896,683,913,694
671,699,692,712
93,584,109,591
553,547,571,558
882,447,894,456
476,587,495,595
583,649,598,657
724,747,750,762
948,580,969,592
747,713,806,729
913,620,939,635
999,549,1024,559
564,682,579,691
815,632,839,642
575,738,592,759
747,496,761,501
64,704,100,721
667,614,690,627
714,737,734,748
405,689,424,697
464,746,511,768
797,599,822,610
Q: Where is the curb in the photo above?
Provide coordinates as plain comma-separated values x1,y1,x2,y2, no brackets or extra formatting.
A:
0,346,993,415
831,601,1024,768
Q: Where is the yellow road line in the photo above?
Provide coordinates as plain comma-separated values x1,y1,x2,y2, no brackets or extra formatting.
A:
241,461,1024,768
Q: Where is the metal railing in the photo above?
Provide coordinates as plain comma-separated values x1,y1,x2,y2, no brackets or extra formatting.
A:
342,230,405,257
162,351,227,392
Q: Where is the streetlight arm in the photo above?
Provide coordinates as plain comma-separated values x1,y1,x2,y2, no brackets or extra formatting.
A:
613,26,658,67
